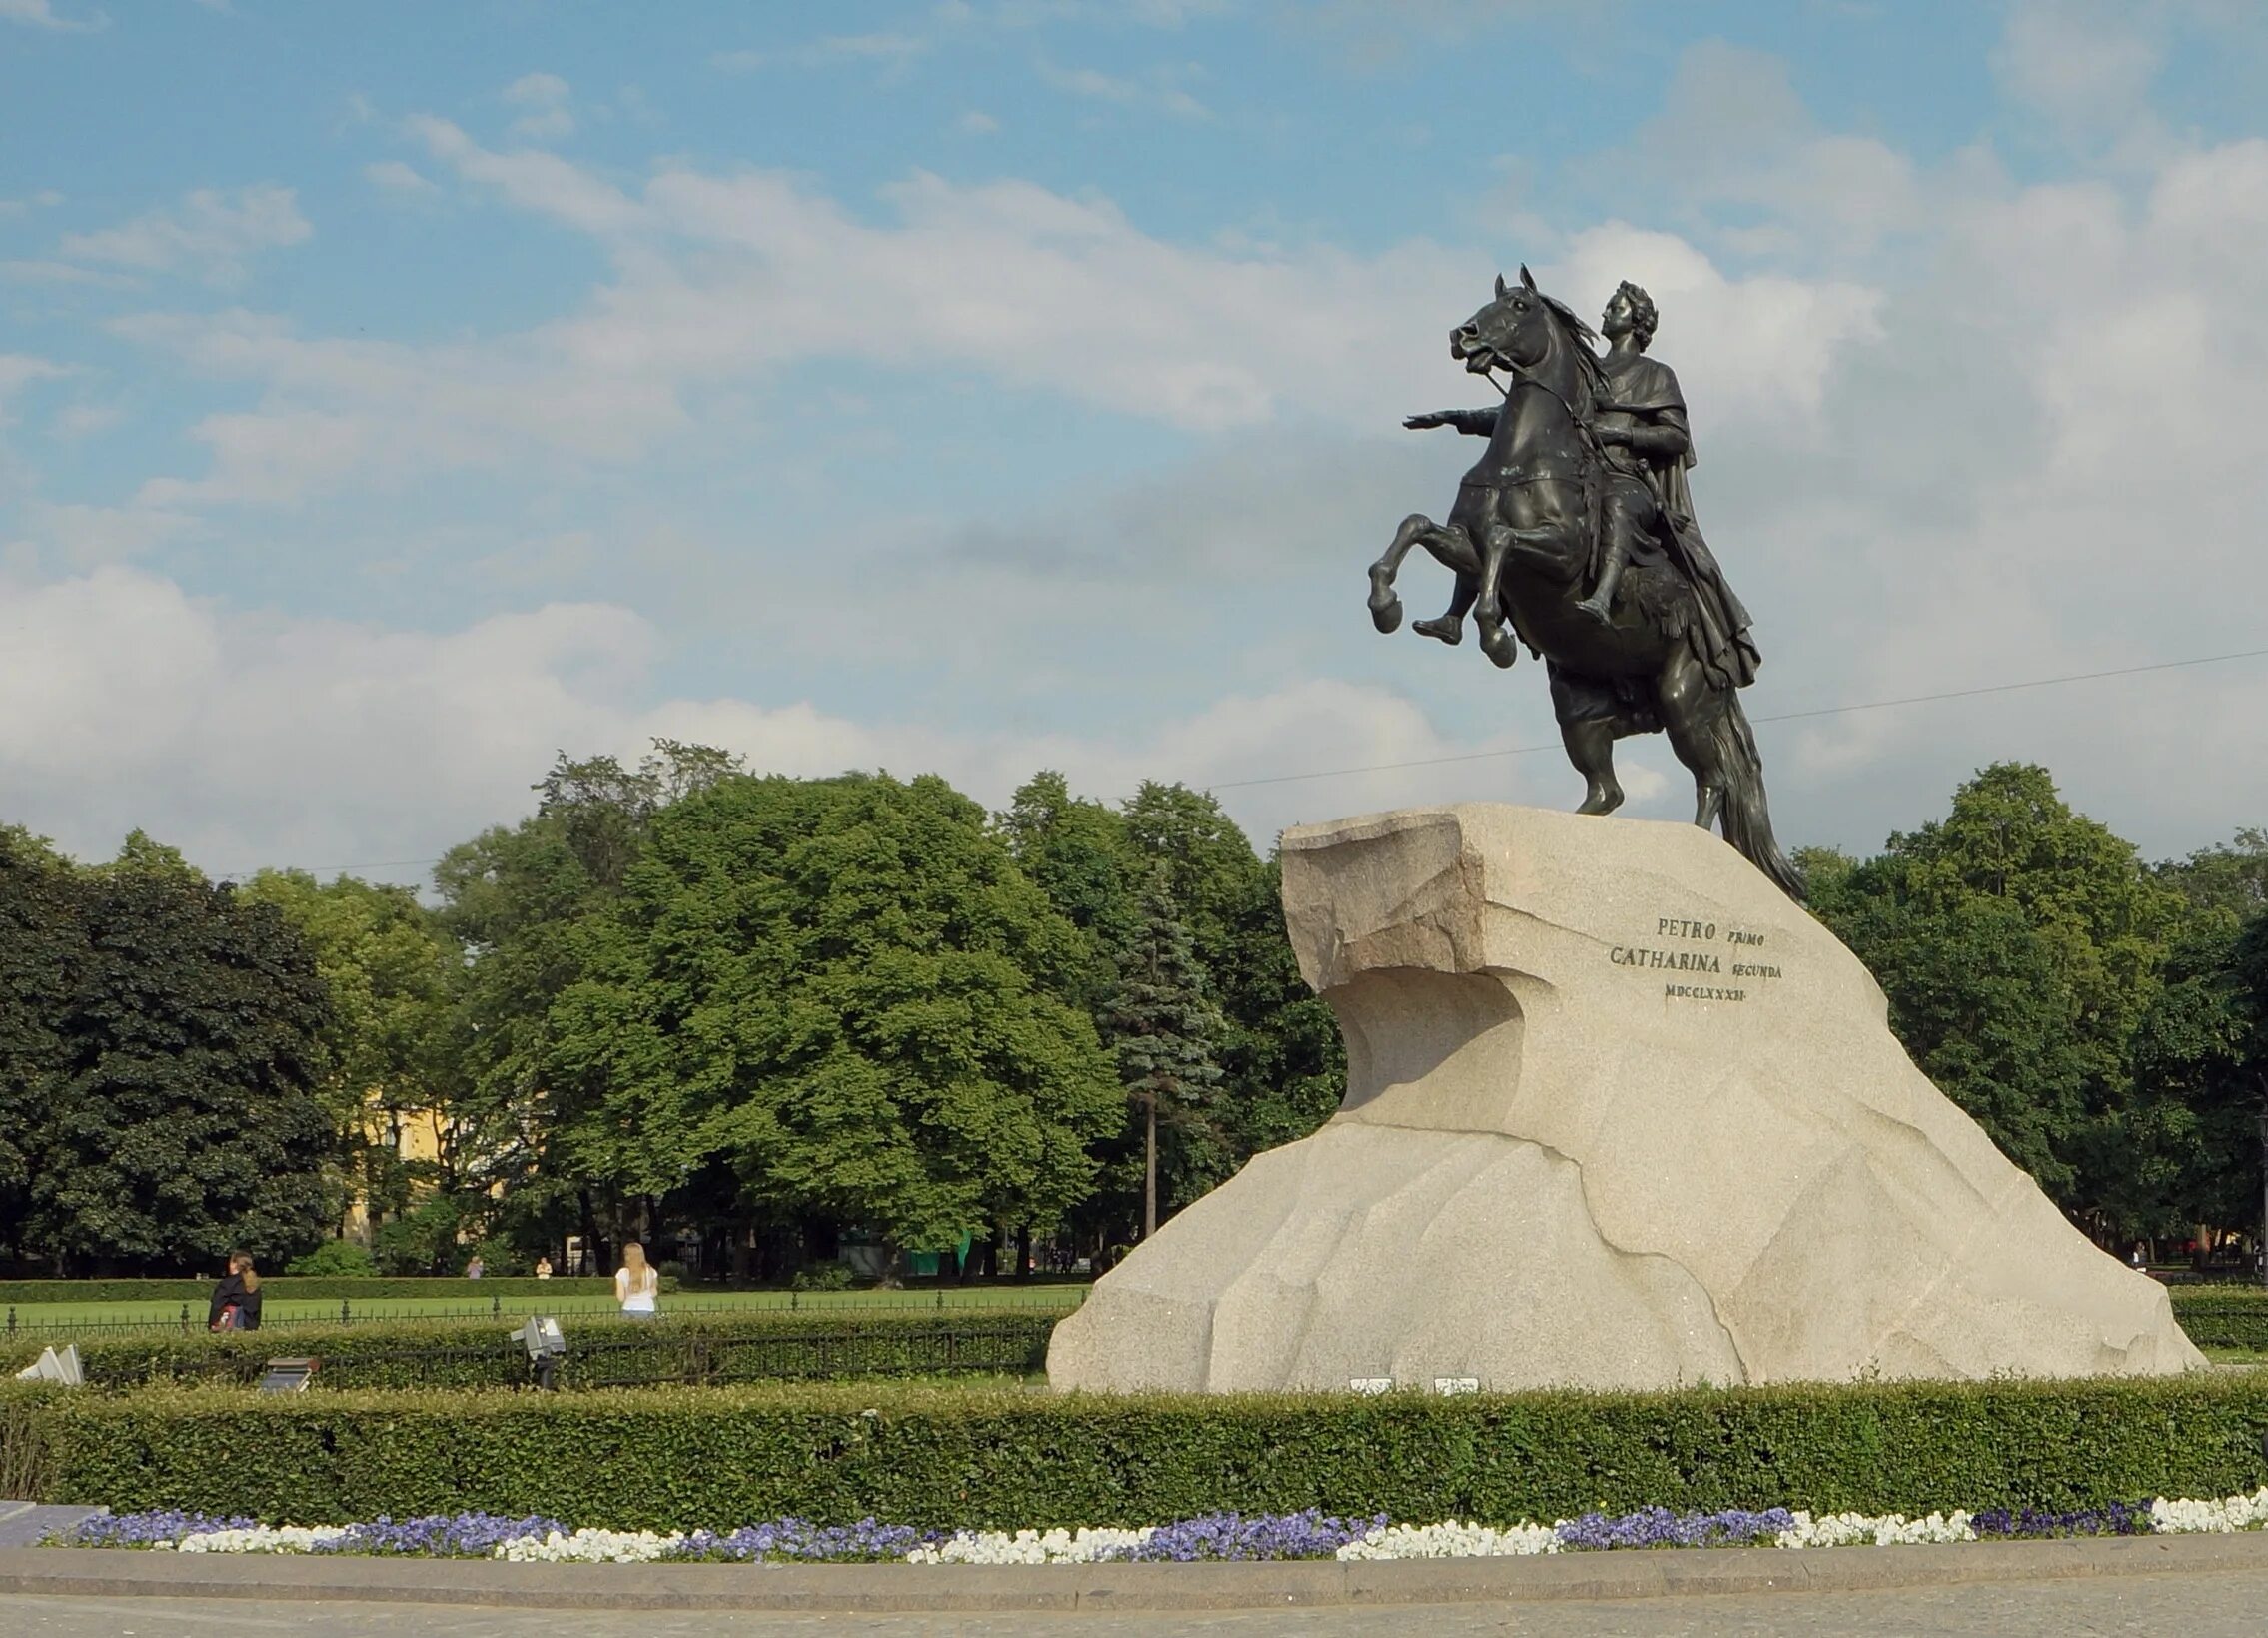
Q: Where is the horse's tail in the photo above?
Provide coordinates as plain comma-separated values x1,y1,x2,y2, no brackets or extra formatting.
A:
1707,692,1805,901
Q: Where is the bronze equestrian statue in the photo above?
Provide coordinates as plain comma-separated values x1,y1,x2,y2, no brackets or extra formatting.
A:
1365,268,1802,900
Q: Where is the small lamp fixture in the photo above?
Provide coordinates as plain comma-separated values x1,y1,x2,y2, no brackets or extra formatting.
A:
13,1344,83,1387
258,1357,318,1394
510,1316,567,1391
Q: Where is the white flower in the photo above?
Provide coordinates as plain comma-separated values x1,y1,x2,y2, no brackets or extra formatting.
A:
1339,1520,1561,1559
494,1528,684,1564
2151,1488,2268,1534
906,1526,1155,1565
174,1525,351,1554
1773,1510,1975,1548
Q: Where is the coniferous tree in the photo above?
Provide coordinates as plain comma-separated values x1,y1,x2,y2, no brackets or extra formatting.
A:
1100,866,1227,1238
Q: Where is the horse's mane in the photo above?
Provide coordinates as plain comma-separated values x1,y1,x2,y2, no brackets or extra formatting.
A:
1536,292,1610,420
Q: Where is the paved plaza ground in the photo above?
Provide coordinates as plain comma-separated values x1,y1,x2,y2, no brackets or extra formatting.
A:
1,1571,2262,1636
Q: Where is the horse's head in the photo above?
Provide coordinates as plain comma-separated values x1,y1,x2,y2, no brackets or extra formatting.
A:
1450,265,1608,408
1451,267,1560,377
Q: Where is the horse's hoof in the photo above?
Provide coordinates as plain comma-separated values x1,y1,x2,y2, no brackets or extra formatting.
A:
1369,592,1403,633
1479,626,1517,668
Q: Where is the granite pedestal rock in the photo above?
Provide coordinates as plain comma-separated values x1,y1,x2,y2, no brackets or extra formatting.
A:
1048,804,2201,1393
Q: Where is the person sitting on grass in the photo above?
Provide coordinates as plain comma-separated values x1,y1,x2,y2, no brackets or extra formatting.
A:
614,1242,659,1319
207,1251,263,1332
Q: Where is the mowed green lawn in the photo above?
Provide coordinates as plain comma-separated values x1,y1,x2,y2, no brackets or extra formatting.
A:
2,1283,1089,1334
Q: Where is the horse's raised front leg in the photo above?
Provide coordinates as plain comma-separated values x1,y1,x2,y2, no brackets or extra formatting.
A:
1367,513,1437,633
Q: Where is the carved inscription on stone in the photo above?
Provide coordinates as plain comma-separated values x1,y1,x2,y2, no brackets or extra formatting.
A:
1607,916,1785,1002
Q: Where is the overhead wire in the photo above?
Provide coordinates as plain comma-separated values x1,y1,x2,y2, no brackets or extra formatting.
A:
212,644,2268,874
1202,644,2268,793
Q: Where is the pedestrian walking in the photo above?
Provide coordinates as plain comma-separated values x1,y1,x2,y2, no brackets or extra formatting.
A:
208,1252,263,1332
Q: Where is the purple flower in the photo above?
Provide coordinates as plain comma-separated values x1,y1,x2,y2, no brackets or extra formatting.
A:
50,1510,257,1547
328,1514,571,1556
1971,1502,2149,1539
1555,1506,1796,1550
668,1517,937,1562
1107,1510,1387,1562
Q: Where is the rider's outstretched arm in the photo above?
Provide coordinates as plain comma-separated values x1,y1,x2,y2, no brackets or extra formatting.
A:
1447,407,1499,436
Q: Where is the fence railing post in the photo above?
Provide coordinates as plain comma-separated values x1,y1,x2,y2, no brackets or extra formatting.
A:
6,1305,13,1338
492,1292,501,1318
341,1297,351,1327
179,1302,189,1333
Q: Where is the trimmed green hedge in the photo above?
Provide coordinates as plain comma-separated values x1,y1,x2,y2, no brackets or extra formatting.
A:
0,1277,668,1306
2164,1292,2268,1352
1,1310,1055,1391
10,1371,2268,1529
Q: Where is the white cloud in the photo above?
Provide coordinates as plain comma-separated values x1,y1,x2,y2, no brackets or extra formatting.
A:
49,398,125,439
7,502,193,566
84,129,1885,563
1582,41,1930,260
56,185,311,283
957,110,1001,134
1546,224,1884,422
502,71,574,142
1037,59,1211,120
1992,0,2166,150
0,565,1539,876
0,355,69,425
0,258,137,289
0,0,102,29
409,117,641,236
33,33,2268,874
364,160,438,195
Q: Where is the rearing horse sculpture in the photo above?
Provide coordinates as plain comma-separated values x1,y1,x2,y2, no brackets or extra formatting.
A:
1365,268,1804,900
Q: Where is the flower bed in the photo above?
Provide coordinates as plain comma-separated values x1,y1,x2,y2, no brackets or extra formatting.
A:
48,1491,2268,1563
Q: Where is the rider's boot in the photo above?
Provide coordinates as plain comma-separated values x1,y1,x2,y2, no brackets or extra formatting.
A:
1574,550,1624,626
1412,612,1463,644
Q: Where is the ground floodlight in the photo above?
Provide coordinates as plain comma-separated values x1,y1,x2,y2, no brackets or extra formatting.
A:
258,1357,318,1394
13,1344,83,1387
510,1316,567,1390
510,1316,567,1360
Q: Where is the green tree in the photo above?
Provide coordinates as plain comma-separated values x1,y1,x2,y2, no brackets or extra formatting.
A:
2113,913,2256,1238
1121,784,1344,1165
999,771,1141,1011
1812,764,2183,1215
0,828,75,1266
1100,868,1228,1237
241,870,467,1235
22,843,339,1272
433,740,743,1267
547,772,1121,1263
1004,775,1346,1248
2156,828,2268,921
1831,888,2093,1195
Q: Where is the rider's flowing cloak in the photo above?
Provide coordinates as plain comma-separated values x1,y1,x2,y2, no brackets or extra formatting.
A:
1604,355,1761,693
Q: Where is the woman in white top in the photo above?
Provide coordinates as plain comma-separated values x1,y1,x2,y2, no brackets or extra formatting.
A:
614,1242,659,1318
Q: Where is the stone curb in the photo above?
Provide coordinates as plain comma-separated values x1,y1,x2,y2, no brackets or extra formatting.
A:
2,1535,2267,1611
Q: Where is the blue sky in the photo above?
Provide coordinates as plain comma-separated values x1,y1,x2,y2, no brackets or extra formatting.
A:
4,0,2266,882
